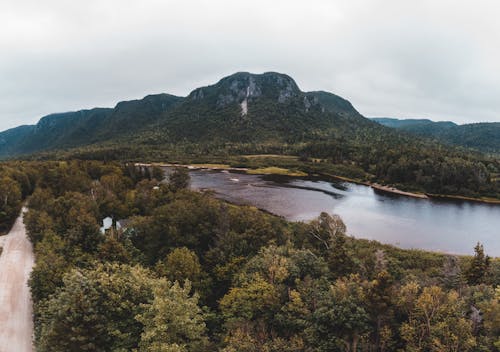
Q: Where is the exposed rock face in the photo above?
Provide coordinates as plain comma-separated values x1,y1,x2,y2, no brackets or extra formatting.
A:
303,96,311,112
216,74,262,110
303,95,320,113
187,72,337,117
189,72,304,113
36,114,66,130
240,86,249,116
190,88,205,100
276,74,299,103
188,71,309,117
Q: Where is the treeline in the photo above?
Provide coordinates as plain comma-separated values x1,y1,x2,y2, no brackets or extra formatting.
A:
0,162,37,233
297,138,500,198
21,161,500,351
373,118,500,154
32,128,500,200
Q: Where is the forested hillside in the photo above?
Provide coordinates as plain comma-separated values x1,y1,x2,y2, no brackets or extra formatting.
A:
0,94,182,158
372,118,500,153
1,161,496,351
0,72,373,156
1,72,499,200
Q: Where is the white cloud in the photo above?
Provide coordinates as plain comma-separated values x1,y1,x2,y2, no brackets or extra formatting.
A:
1,0,499,130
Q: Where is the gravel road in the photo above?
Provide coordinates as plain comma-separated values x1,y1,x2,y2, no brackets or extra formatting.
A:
0,210,34,352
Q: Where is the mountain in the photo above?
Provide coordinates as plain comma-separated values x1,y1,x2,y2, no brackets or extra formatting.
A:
372,117,500,153
371,118,457,130
0,72,379,157
148,72,379,144
0,94,182,158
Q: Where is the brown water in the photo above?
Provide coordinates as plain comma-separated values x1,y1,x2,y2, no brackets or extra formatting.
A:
184,168,500,256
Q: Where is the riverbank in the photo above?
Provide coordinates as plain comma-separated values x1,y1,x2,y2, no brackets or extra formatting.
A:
137,162,249,172
427,193,500,204
143,162,499,204
316,173,429,199
371,183,429,199
310,173,499,204
186,165,500,256
140,162,309,177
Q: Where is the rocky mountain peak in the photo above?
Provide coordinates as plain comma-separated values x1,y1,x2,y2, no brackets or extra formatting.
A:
187,72,304,116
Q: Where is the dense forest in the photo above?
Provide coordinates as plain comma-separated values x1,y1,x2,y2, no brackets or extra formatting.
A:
0,162,37,233
1,72,499,201
1,160,498,351
51,138,500,201
372,118,500,154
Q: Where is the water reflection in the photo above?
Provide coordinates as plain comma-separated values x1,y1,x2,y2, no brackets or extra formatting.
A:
184,169,500,256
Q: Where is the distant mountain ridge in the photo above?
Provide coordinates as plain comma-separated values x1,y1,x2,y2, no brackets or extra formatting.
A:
0,72,498,160
0,94,182,158
372,117,500,153
0,72,379,158
371,118,457,129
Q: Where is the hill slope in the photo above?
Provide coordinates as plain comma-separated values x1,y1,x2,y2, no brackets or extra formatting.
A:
148,72,378,144
372,118,500,153
0,72,382,157
0,94,182,158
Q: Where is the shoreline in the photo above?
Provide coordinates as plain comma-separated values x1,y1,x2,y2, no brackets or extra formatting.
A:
140,162,500,205
427,193,500,205
318,173,429,199
199,191,491,258
371,183,429,199
138,162,249,172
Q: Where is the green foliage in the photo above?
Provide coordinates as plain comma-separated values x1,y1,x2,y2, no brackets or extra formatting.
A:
168,167,190,191
466,242,491,285
478,287,500,350
220,274,280,334
0,163,29,232
399,285,476,352
29,231,70,304
19,160,500,351
310,275,371,351
36,264,154,351
156,247,203,285
373,118,500,154
136,280,208,352
97,236,134,264
130,192,222,263
36,263,208,352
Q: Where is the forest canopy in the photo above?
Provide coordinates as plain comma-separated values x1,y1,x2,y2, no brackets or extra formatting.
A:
0,160,496,351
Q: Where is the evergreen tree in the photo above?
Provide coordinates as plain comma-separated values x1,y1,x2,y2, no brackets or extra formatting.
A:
168,167,190,191
466,243,491,285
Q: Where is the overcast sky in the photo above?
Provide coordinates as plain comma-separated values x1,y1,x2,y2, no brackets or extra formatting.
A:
1,0,500,131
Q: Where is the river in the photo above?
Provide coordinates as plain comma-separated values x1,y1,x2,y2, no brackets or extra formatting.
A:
182,168,500,256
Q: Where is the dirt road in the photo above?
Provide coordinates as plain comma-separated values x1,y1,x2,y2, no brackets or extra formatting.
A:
0,210,34,352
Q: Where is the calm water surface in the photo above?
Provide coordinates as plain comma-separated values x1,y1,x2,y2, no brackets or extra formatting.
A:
185,169,500,256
